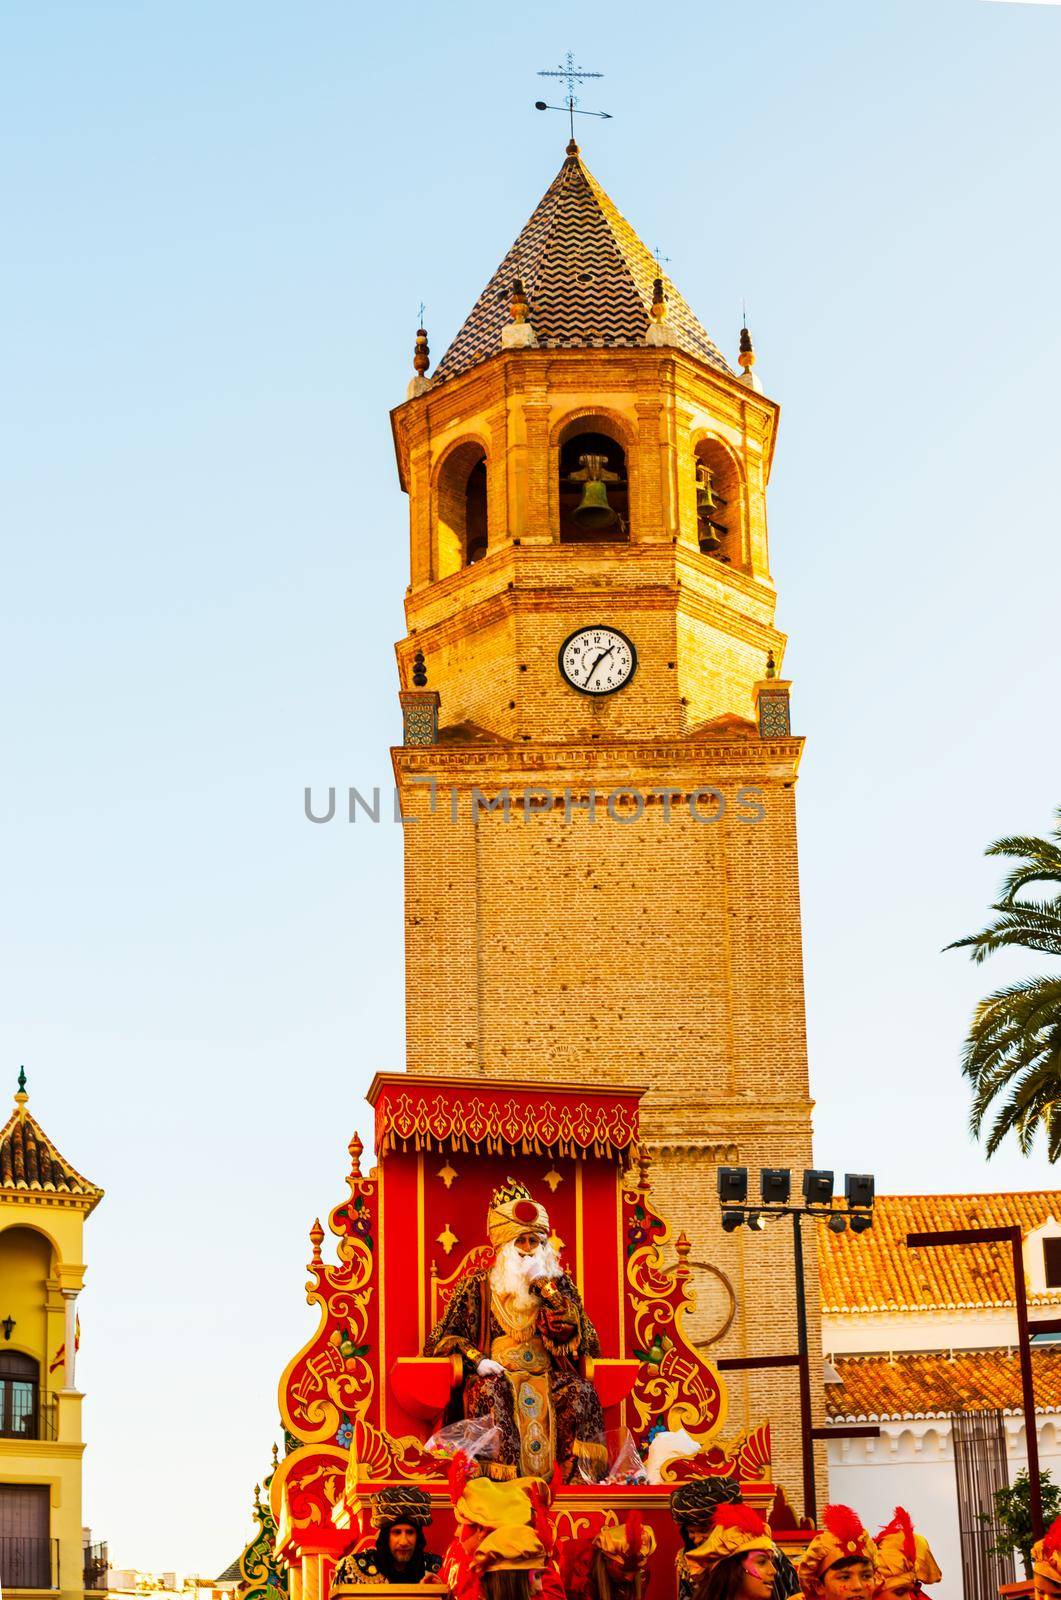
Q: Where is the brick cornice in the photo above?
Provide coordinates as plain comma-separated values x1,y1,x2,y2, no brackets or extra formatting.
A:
393,736,803,788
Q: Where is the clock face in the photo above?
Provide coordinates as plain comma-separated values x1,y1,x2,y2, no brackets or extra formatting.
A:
558,626,637,696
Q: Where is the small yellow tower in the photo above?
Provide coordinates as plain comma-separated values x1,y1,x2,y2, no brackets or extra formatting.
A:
0,1070,103,1600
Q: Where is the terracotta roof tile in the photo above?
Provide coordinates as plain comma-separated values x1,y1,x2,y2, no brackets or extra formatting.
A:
820,1192,1061,1312
826,1347,1061,1420
433,148,730,384
0,1105,102,1204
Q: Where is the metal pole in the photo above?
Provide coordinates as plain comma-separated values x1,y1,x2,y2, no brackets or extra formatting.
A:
1011,1230,1044,1541
792,1209,817,1523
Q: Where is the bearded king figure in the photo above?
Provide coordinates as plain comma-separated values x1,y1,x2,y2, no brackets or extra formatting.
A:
424,1180,607,1481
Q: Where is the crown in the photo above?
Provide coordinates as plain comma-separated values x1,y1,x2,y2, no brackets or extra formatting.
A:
491,1178,533,1209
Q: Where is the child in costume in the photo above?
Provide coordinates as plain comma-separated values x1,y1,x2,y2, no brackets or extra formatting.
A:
797,1507,878,1600
559,1514,656,1600
872,1509,941,1598
686,1504,778,1600
1031,1514,1061,1598
440,1452,563,1600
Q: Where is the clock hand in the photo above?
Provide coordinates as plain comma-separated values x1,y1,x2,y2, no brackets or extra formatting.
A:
584,645,615,685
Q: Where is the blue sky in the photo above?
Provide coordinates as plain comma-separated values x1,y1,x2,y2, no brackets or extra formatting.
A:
2,0,1059,1576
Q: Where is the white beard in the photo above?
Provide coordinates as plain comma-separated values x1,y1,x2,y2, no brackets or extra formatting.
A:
489,1239,562,1316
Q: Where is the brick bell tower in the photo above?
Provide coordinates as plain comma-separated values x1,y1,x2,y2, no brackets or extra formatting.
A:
388,138,824,1503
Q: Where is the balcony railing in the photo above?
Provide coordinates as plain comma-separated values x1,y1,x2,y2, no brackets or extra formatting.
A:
0,1535,60,1590
0,1387,58,1442
83,1541,109,1591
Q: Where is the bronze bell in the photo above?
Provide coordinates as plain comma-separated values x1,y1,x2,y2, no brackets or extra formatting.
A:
695,462,719,515
569,453,620,532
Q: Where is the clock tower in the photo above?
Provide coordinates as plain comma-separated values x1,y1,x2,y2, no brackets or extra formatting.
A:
389,139,823,1500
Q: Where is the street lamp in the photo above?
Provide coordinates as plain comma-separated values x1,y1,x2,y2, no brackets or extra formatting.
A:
716,1165,877,1524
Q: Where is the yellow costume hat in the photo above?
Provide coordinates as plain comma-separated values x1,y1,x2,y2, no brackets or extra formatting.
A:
454,1474,548,1571
874,1509,941,1591
596,1516,658,1574
1032,1515,1061,1586
686,1504,773,1578
488,1179,549,1252
798,1506,877,1593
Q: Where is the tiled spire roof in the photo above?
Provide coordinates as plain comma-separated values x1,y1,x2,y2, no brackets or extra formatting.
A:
433,142,731,384
0,1072,102,1204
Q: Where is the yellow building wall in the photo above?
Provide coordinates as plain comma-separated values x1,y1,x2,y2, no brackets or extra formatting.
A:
1,1207,89,1600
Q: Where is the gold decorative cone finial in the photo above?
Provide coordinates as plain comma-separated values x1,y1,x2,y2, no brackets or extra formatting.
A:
348,1131,363,1179
14,1066,28,1122
309,1217,325,1267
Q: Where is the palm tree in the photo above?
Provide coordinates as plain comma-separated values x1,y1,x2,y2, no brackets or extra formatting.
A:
946,811,1061,1161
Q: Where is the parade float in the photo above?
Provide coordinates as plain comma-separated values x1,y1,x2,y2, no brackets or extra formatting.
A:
267,1075,812,1599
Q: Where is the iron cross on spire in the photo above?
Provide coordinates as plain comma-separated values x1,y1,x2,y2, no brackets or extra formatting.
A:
535,53,612,141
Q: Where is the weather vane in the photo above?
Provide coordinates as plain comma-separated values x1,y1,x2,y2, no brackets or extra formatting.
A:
535,53,612,141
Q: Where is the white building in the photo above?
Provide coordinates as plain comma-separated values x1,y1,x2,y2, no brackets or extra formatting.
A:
820,1191,1061,1600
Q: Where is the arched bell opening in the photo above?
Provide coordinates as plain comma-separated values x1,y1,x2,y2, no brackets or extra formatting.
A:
693,439,742,566
435,441,489,576
558,427,629,544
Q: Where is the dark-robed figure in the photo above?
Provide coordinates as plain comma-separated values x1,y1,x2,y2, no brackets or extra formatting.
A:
331,1487,442,1588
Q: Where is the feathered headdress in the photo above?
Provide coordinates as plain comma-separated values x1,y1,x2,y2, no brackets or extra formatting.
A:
875,1507,941,1590
1032,1515,1061,1584
798,1505,877,1592
686,1501,773,1577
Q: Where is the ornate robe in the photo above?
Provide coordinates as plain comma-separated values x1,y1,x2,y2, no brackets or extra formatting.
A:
424,1268,606,1479
332,1549,442,1588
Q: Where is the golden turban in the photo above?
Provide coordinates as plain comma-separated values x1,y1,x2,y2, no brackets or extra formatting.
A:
874,1509,941,1591
595,1518,657,1574
798,1506,877,1593
488,1180,549,1251
453,1475,547,1572
686,1505,773,1578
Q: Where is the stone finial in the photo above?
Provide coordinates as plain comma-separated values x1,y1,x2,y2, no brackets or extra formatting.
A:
412,650,428,688
650,276,666,323
566,138,580,159
502,275,537,349
348,1132,363,1179
646,275,676,346
309,1217,325,1266
738,323,765,393
407,324,431,399
15,1066,28,1121
766,649,776,680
